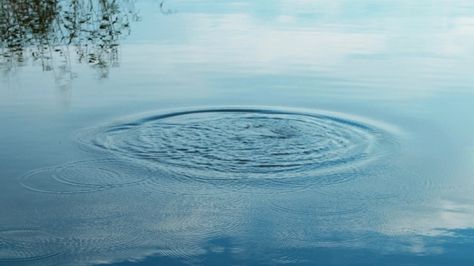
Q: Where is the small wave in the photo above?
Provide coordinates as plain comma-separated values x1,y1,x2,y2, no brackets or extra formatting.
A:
20,159,150,194
77,107,397,191
0,229,64,262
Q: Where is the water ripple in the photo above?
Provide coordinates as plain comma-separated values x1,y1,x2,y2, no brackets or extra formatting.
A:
20,159,149,194
0,229,64,262
77,107,397,190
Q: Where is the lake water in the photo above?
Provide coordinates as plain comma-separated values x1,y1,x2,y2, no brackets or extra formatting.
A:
1,0,474,265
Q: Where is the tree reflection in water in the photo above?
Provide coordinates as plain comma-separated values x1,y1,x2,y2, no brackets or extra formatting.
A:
0,0,139,89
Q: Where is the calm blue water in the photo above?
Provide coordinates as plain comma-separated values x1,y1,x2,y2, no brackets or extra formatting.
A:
1,0,474,265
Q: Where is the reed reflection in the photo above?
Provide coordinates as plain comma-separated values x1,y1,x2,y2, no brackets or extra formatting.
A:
0,0,139,88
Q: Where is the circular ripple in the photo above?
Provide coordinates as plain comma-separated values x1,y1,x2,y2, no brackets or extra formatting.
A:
78,108,396,188
20,159,149,194
0,229,64,262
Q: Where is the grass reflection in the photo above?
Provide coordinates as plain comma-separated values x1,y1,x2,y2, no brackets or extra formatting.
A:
0,0,139,88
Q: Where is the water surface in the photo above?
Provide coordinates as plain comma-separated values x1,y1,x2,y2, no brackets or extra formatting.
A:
1,0,474,265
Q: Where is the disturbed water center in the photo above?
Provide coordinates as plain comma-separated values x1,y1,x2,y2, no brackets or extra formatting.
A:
75,108,394,186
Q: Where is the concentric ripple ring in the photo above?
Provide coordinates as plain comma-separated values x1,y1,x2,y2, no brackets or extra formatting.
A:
19,158,150,194
0,229,64,262
77,107,397,187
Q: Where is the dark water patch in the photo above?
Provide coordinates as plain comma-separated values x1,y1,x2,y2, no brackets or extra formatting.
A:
0,229,64,263
20,159,150,194
77,107,398,191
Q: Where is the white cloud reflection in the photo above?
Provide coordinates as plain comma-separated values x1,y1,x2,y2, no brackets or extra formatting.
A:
2,0,474,265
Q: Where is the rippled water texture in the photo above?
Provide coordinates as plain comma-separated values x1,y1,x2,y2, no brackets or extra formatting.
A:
77,108,395,189
0,229,63,262
20,159,150,194
2,0,474,265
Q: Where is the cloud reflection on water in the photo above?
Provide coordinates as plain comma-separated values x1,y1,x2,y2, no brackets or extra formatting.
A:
1,0,474,265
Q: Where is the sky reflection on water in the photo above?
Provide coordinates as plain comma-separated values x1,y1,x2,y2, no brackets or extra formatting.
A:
1,0,474,265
